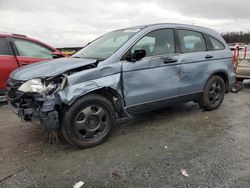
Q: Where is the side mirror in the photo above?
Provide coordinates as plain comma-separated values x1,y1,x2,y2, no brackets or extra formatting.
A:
131,49,146,62
52,51,65,58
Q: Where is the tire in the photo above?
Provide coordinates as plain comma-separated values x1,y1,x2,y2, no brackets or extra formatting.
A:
198,76,225,111
61,94,115,148
230,84,239,93
230,82,244,93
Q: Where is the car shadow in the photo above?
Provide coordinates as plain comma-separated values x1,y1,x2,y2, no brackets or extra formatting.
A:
113,102,201,135
0,101,8,107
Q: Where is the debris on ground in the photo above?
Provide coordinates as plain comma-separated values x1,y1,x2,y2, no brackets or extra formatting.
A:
112,172,122,180
43,129,62,144
164,146,168,149
73,181,84,188
181,169,189,177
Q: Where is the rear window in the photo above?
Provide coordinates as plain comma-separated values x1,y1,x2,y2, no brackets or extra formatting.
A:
0,37,11,55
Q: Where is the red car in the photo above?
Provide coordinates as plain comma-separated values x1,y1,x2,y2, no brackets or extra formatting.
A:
0,33,65,100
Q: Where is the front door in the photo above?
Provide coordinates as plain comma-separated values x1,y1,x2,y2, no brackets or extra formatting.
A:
122,28,181,112
0,37,19,90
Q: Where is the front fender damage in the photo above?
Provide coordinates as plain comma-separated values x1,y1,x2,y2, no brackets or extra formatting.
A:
8,62,125,131
57,73,122,105
41,67,124,130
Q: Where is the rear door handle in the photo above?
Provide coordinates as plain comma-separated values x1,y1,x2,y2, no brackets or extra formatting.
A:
22,62,29,65
163,57,178,64
205,55,213,59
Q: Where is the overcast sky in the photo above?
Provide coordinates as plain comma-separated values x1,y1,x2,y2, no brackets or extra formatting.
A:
0,0,249,47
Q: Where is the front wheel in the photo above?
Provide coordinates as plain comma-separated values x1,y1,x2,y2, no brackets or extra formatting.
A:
198,76,225,111
61,94,115,148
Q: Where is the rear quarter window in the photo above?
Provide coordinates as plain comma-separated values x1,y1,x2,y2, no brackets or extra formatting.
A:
0,37,11,55
206,35,225,51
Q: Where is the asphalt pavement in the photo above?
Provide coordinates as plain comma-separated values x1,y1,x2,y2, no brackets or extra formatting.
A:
0,84,250,188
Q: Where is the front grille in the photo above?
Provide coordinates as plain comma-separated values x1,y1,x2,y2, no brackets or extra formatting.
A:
6,79,24,101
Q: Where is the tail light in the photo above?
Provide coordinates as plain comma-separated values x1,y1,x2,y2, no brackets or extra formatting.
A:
232,49,238,73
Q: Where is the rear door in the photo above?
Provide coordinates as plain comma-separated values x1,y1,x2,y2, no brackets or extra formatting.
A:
177,29,210,95
11,38,54,66
0,37,19,90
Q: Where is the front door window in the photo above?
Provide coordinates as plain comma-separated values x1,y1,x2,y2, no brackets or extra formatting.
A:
130,29,175,57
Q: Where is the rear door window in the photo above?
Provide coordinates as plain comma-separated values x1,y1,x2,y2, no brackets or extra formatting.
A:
0,37,11,55
13,38,53,58
177,30,206,53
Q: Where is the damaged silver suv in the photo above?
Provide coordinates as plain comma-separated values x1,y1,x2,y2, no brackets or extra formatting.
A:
6,23,235,148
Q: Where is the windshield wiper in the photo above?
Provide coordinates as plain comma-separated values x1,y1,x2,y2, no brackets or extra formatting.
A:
72,56,105,62
96,58,105,62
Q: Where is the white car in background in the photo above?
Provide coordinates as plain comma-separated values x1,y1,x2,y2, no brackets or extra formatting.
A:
231,44,250,82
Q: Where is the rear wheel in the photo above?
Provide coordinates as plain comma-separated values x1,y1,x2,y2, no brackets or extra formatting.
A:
61,94,115,148
198,76,225,111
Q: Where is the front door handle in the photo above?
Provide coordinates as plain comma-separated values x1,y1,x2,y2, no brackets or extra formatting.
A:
22,62,29,65
163,57,178,64
205,55,213,59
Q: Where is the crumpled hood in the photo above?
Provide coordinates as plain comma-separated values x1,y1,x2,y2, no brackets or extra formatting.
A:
10,57,97,81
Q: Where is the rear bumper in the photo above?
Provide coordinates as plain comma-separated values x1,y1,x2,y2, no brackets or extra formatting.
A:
236,62,250,79
235,75,250,79
0,96,6,102
0,89,6,101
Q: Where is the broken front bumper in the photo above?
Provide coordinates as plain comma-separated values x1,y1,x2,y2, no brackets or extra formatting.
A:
9,102,60,130
7,89,60,130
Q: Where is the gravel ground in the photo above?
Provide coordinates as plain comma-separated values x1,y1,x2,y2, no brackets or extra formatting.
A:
0,84,250,188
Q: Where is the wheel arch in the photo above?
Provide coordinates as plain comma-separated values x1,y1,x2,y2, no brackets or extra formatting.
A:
61,86,127,118
88,87,127,118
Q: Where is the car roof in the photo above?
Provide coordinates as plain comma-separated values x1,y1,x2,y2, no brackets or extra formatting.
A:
118,23,212,30
116,23,223,43
0,33,59,51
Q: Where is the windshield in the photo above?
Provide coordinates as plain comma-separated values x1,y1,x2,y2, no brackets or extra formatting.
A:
73,29,140,60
